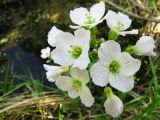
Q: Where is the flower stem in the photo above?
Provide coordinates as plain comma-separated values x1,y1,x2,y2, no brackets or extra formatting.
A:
90,27,97,47
47,55,52,63
89,27,99,64
104,87,113,98
126,46,137,55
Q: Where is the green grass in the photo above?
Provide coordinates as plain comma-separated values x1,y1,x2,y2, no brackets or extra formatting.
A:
0,56,160,119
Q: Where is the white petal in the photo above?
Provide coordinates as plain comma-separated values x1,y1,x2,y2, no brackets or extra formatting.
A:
43,64,58,71
47,75,60,82
70,7,89,25
90,1,105,20
136,36,156,56
48,26,63,47
103,13,109,20
51,47,74,67
41,54,47,59
69,25,80,29
41,47,50,59
46,47,51,52
41,49,47,54
138,36,155,47
109,74,134,92
119,29,138,36
106,10,118,29
80,85,94,107
118,12,132,30
70,67,89,84
119,52,141,76
43,64,63,82
150,52,157,56
104,94,123,117
74,28,90,48
98,40,121,62
68,90,80,98
55,76,73,91
54,32,75,47
90,61,109,87
72,49,90,70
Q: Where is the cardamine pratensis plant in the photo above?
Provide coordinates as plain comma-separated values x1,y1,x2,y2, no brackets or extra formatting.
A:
41,1,156,117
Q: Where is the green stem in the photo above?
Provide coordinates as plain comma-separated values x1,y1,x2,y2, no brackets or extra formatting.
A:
126,46,137,55
104,87,113,98
90,27,97,48
149,57,159,96
47,55,52,63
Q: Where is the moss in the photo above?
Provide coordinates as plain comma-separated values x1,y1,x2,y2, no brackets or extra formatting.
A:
0,0,97,52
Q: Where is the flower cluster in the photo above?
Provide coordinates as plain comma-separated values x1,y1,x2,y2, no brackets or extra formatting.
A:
41,1,156,117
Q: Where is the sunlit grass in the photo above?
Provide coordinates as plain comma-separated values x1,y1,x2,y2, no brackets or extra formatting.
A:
0,56,159,119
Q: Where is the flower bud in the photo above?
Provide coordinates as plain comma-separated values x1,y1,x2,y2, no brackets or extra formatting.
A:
104,94,123,117
134,36,156,56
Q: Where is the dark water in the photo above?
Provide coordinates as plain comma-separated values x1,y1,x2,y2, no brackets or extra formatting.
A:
5,45,45,78
0,44,55,90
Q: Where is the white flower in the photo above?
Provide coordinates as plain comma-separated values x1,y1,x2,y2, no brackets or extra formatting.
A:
48,26,63,47
106,10,138,36
55,68,94,107
90,40,141,92
43,64,69,82
70,1,106,29
51,28,90,70
41,47,51,59
104,94,123,117
133,36,156,56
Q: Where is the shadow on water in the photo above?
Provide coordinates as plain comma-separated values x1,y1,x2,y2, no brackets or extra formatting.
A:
0,43,56,94
5,45,45,78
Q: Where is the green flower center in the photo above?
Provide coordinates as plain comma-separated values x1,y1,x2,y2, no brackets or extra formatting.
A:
115,23,124,31
85,14,95,24
70,46,82,59
108,60,121,74
73,80,82,91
